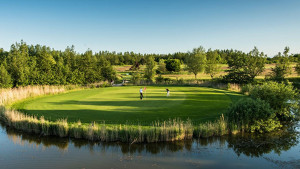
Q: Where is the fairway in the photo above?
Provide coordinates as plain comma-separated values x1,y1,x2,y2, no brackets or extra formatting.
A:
14,86,243,125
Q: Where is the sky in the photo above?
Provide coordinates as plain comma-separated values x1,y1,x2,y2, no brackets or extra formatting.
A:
0,0,299,57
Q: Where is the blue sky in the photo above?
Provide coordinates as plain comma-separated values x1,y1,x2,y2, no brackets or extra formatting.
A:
0,0,299,56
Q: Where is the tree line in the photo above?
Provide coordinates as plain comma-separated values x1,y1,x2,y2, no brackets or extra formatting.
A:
0,41,299,88
0,41,117,88
143,46,299,84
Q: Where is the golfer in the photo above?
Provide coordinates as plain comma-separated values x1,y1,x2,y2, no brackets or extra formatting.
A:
166,88,170,97
139,88,143,100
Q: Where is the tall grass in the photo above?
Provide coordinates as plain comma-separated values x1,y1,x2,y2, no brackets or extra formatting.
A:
0,85,71,106
1,106,229,142
194,114,228,138
0,108,195,142
0,85,233,143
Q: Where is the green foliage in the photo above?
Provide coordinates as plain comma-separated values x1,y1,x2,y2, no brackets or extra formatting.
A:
155,74,164,83
8,41,30,86
294,56,300,76
0,41,120,87
186,46,206,79
0,64,12,88
165,59,181,72
144,55,156,82
156,59,167,74
268,47,292,82
131,72,141,84
99,58,116,82
295,62,300,75
226,98,280,133
194,114,228,137
250,118,282,133
268,58,291,82
247,81,299,121
224,47,266,84
205,50,221,79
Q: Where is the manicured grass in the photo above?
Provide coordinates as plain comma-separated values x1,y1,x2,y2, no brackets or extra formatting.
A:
13,86,243,125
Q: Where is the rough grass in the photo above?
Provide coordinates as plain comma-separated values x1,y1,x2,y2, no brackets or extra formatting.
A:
13,86,243,125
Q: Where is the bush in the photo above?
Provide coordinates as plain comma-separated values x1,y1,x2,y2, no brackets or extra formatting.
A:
247,81,299,122
165,59,181,72
156,59,167,74
131,72,141,85
155,74,164,84
176,78,184,85
241,84,253,94
226,98,280,133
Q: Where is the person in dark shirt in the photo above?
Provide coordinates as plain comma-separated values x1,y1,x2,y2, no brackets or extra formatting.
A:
139,88,143,100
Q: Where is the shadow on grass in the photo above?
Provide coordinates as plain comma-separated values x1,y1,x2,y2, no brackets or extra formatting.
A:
16,88,244,124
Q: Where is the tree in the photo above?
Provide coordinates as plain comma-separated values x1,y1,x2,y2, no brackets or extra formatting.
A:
205,50,221,79
246,47,266,80
224,47,266,84
165,59,181,72
144,55,156,82
156,59,167,74
52,56,67,85
99,58,116,82
295,57,300,75
8,41,30,86
0,64,12,88
35,45,57,84
186,46,206,79
131,71,141,84
268,47,291,82
294,52,300,76
79,50,98,84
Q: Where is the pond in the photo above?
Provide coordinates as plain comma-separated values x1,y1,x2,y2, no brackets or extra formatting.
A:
0,122,299,169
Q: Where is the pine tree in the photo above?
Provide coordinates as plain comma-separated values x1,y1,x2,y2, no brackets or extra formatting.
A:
0,64,12,88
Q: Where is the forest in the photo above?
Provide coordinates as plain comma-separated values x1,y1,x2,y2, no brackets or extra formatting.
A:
0,41,299,88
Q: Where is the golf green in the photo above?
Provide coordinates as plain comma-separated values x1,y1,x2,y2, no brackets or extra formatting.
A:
14,86,243,125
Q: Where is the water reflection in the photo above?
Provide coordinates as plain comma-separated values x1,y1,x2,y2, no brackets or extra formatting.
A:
1,121,299,157
2,122,193,154
227,128,299,157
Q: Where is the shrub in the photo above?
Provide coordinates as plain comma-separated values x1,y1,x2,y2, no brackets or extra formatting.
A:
176,78,184,85
131,72,141,85
267,56,291,82
247,81,299,122
165,59,181,72
156,59,167,74
226,98,281,133
155,74,164,84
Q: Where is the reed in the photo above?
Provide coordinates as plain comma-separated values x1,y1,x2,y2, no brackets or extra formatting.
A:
0,85,69,106
194,114,228,138
0,108,195,142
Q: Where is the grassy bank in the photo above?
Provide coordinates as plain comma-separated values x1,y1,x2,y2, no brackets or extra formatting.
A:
0,85,241,143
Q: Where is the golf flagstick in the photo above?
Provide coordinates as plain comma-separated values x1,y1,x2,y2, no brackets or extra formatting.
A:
144,87,147,99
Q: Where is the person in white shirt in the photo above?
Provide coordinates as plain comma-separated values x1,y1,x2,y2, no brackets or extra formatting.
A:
166,88,170,97
139,88,143,100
